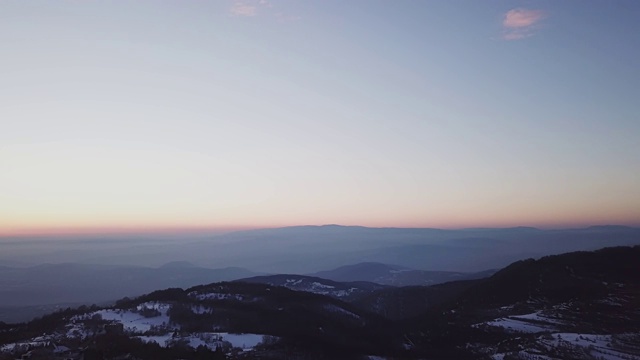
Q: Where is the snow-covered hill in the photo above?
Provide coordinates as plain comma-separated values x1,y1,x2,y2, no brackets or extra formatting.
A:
235,274,388,300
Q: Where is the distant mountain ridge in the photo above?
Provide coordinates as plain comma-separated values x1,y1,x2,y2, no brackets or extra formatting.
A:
2,225,639,273
310,262,496,286
186,224,640,273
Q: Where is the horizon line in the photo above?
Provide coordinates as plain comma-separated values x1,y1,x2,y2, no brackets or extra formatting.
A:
1,222,638,238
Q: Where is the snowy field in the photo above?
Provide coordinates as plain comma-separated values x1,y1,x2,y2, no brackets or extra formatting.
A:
539,333,640,360
137,332,266,350
474,318,553,333
92,302,172,333
474,311,564,333
491,333,640,360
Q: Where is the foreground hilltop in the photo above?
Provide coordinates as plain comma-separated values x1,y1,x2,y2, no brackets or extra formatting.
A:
0,246,638,359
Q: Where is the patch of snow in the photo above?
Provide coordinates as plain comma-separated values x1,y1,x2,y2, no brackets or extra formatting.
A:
539,333,639,360
137,332,265,350
474,317,553,333
136,302,171,313
194,292,244,301
331,288,357,297
219,333,264,349
389,269,411,274
191,305,212,314
597,296,626,307
490,333,640,360
1,339,51,352
137,334,173,347
311,282,335,289
511,311,564,325
94,308,170,333
53,344,70,353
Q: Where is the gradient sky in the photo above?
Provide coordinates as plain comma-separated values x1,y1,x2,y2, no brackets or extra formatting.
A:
1,1,639,234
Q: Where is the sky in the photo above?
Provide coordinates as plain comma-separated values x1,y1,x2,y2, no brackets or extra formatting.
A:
1,1,639,235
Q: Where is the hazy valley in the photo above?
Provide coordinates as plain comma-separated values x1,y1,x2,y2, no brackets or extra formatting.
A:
0,226,639,359
2,225,639,323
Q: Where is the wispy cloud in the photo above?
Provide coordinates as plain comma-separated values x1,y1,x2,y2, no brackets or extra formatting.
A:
230,0,270,17
502,8,546,40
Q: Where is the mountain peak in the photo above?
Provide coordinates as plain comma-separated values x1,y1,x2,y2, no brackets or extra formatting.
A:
158,261,198,269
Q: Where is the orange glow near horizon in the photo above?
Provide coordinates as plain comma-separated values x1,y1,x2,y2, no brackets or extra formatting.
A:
2,135,639,238
2,213,639,237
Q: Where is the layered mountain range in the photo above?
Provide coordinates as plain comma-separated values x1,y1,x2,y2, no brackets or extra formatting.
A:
0,245,638,359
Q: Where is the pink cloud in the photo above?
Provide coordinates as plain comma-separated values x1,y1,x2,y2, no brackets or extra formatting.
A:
502,8,546,40
504,9,545,28
230,0,270,17
231,4,256,16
